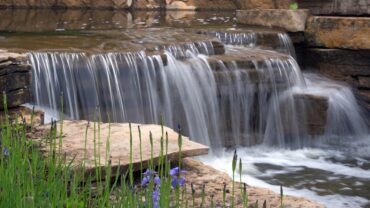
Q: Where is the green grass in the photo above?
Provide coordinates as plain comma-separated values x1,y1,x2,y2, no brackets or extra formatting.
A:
0,96,283,207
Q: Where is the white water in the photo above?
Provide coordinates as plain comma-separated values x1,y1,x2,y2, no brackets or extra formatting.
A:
28,30,370,207
203,31,296,57
201,73,370,208
29,42,307,148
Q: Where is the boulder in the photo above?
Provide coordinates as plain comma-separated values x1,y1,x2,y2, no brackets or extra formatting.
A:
306,16,370,50
32,120,209,176
237,9,309,32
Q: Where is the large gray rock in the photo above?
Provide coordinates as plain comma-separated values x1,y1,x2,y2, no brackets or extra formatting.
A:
306,16,370,50
237,9,309,32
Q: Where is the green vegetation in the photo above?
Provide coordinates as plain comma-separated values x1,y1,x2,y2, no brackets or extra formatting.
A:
0,95,283,207
289,2,299,11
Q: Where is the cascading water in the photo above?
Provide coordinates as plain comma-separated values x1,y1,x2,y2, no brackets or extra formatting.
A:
28,30,370,207
29,44,308,148
197,30,296,57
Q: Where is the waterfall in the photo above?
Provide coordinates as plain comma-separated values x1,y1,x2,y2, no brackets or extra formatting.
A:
28,34,369,149
196,30,296,57
29,45,321,148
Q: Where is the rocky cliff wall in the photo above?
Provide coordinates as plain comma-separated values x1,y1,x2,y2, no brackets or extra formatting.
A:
0,50,31,110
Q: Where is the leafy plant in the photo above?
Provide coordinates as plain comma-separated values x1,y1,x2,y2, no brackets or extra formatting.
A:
289,2,299,10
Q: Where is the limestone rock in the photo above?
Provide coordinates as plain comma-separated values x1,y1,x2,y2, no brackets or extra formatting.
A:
0,52,27,63
297,0,370,16
33,120,209,176
303,48,370,112
182,158,324,208
237,9,309,32
167,1,196,10
0,71,31,92
306,16,370,50
0,51,32,110
293,93,328,135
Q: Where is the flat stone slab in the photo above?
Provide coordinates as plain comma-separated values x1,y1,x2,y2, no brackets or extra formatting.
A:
0,51,28,63
236,9,309,32
33,120,209,175
306,16,370,50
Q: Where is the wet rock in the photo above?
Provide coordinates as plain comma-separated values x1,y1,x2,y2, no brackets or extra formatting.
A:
237,9,309,32
32,120,209,177
306,16,370,50
182,158,324,208
304,48,370,112
292,93,328,135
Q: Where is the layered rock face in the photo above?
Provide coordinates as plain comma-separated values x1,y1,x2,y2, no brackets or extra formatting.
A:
297,0,370,16
305,49,370,112
237,9,309,32
306,16,370,50
0,50,31,110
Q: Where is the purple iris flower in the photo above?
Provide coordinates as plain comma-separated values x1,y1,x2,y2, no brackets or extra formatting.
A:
143,169,157,176
171,177,178,189
3,147,9,157
152,188,160,208
170,167,187,176
141,176,150,186
170,167,180,176
179,176,186,187
154,176,161,186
